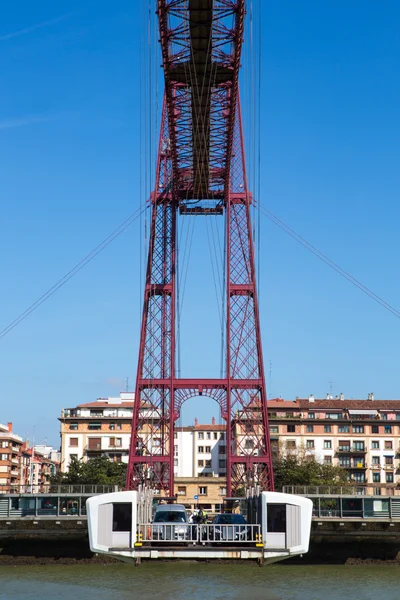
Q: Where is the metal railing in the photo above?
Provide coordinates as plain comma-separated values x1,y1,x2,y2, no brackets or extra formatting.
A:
137,523,262,544
0,484,120,495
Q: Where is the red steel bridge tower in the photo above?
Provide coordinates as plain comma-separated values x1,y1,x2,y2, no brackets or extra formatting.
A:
127,0,274,497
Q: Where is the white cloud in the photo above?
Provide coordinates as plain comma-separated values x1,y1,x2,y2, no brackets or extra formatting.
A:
0,114,55,130
0,13,73,42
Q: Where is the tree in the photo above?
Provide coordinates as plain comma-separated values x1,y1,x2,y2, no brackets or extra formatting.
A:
51,456,127,487
273,454,348,490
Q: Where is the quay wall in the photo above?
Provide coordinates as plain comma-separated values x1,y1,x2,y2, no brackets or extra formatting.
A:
1,519,400,564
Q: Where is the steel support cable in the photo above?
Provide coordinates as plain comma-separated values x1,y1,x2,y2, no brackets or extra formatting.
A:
0,203,149,340
205,216,223,326
255,201,400,320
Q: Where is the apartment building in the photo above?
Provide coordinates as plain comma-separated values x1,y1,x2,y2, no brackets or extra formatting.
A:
174,476,227,512
0,422,23,491
174,418,226,478
59,392,134,471
20,446,59,492
267,394,400,493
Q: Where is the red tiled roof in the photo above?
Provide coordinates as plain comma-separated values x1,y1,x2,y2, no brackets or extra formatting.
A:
76,401,134,408
194,424,226,431
297,399,400,410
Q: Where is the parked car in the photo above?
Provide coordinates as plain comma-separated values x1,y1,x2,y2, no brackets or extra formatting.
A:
152,504,189,541
211,513,249,541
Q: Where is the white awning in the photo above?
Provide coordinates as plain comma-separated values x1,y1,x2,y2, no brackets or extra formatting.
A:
348,409,378,416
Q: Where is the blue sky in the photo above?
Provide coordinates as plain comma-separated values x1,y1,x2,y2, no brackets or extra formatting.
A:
1,1,400,447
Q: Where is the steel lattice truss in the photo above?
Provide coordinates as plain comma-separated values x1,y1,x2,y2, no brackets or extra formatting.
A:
126,0,274,496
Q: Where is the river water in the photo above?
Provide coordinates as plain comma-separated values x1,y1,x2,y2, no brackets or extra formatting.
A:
0,563,398,600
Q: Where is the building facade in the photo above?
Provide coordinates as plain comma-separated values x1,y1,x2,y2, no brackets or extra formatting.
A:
0,423,23,491
267,394,400,493
59,392,135,471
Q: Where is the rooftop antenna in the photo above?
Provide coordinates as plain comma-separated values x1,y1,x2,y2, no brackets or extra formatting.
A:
126,377,129,392
329,381,333,398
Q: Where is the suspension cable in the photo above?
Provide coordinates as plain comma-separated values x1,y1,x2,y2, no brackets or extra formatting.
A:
254,201,400,320
0,203,149,340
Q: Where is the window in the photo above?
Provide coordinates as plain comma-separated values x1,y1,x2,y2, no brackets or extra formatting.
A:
306,425,314,433
372,441,380,449
198,460,204,467
339,425,350,433
306,440,314,449
286,440,296,449
177,486,186,495
88,423,101,431
1,453,8,460
69,454,78,461
324,425,331,433
324,456,332,465
0,441,8,448
220,433,225,440
352,472,365,483
206,432,211,440
112,503,132,532
69,423,78,431
87,437,101,450
267,504,286,533
353,425,364,434
371,425,379,434
287,424,295,433
174,432,177,439
214,433,218,440
117,423,122,431
373,473,381,483
198,432,204,440
69,438,78,447
339,457,350,467
219,446,226,454
245,439,254,449
326,413,342,420
324,440,332,449
353,441,365,451
385,456,394,465
109,423,115,431
109,438,122,448
219,459,226,468
174,445,178,457
174,458,178,466
386,473,394,483
308,412,315,419
153,438,161,447
372,456,380,465
205,460,212,468
198,446,204,453
270,426,279,434
385,441,393,450
219,486,226,496
384,425,392,434
205,446,211,453
90,409,103,416
199,486,208,496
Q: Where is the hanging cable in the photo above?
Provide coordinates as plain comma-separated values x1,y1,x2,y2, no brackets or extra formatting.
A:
254,200,400,320
0,203,149,340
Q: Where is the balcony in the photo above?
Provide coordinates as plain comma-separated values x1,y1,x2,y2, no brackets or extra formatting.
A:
336,446,366,454
340,463,367,470
383,464,395,471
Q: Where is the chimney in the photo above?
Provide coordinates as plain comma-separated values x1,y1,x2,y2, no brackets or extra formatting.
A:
339,393,344,401
308,394,314,403
194,418,198,426
367,393,375,401
7,422,12,432
212,417,216,426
